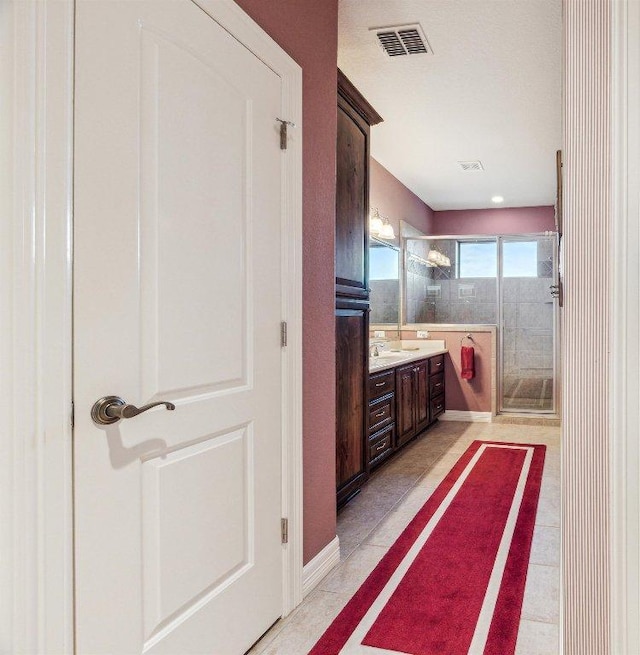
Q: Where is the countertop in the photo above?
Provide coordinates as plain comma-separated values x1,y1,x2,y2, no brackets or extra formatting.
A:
369,340,449,374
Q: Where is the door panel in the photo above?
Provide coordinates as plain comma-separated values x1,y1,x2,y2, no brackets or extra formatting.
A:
139,24,251,399
74,2,283,653
336,105,367,294
414,361,429,433
500,236,557,413
336,306,369,505
396,365,416,446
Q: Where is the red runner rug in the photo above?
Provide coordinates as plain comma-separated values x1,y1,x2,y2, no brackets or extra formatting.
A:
309,440,546,655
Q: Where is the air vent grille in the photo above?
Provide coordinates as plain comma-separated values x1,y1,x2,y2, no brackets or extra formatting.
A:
372,24,432,58
458,160,484,172
399,29,428,54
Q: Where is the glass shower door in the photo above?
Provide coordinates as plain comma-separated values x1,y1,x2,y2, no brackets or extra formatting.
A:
499,235,558,413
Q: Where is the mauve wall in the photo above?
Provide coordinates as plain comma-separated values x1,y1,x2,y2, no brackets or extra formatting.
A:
401,330,493,413
370,158,434,236
432,206,555,236
234,0,338,565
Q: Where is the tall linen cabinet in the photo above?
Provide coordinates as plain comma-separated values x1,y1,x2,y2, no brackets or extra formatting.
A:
335,70,382,508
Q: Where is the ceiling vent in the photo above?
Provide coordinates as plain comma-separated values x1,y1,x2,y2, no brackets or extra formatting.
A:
371,24,432,57
458,160,485,172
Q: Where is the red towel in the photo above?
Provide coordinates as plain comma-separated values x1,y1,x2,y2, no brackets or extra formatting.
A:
461,346,475,380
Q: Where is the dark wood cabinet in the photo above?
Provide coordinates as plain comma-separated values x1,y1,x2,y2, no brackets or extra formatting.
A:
368,369,396,469
365,353,447,476
336,303,369,506
396,365,417,446
415,361,430,435
335,70,382,508
335,70,383,300
396,361,430,448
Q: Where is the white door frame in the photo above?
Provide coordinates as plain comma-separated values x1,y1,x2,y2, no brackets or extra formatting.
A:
0,1,302,652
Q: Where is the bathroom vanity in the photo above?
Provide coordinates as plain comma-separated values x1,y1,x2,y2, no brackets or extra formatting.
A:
368,345,447,471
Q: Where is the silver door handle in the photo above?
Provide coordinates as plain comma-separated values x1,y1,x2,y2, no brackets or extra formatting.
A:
91,395,175,425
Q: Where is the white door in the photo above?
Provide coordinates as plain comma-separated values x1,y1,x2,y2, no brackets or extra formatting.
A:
74,1,284,653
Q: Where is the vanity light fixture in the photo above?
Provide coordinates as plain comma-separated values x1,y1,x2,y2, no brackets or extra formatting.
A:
491,195,504,204
378,220,396,240
370,208,396,240
370,208,384,236
427,246,451,267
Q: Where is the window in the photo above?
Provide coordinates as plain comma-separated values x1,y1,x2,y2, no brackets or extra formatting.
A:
457,241,497,278
369,243,399,280
502,241,538,277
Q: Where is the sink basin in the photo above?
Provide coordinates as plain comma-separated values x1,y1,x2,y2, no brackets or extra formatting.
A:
375,351,405,359
369,352,411,369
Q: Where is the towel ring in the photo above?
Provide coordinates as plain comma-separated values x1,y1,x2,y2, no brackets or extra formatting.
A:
461,333,474,345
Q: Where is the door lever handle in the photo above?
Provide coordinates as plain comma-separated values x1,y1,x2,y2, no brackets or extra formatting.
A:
91,395,175,425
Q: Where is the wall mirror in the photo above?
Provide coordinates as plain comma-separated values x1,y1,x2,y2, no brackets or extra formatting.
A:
369,237,400,329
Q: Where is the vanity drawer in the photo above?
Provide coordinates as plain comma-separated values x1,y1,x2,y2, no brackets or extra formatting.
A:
431,394,445,420
429,372,445,399
369,394,395,432
429,354,445,376
369,424,394,465
369,370,395,400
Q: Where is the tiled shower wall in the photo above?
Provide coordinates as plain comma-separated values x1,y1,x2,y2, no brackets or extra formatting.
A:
405,240,498,325
370,279,399,324
502,239,555,381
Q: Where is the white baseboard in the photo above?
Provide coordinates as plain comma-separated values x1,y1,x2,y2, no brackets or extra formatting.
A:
439,410,492,423
302,536,340,598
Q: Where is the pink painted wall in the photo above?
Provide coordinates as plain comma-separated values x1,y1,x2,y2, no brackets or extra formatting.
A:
370,158,434,236
234,0,338,565
401,330,493,413
432,206,555,236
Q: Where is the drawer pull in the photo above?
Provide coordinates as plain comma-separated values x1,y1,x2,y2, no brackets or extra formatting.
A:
435,361,443,367
375,382,385,387
376,442,386,451
435,404,443,410
375,411,385,418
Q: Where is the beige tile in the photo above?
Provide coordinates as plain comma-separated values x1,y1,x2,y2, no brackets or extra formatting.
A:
521,564,560,623
249,589,348,655
365,504,421,548
318,544,386,595
529,525,560,567
515,620,560,655
536,482,560,528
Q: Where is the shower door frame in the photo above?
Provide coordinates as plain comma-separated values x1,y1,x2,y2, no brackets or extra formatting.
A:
401,232,560,417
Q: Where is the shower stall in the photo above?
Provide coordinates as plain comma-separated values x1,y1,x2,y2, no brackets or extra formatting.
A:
403,234,559,415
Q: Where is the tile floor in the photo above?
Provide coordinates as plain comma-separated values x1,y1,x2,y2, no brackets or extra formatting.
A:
250,420,561,655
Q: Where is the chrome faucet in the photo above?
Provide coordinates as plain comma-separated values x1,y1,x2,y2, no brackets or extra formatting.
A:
369,344,380,357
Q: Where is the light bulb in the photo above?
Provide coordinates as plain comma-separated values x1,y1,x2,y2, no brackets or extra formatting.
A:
370,215,383,235
378,221,395,240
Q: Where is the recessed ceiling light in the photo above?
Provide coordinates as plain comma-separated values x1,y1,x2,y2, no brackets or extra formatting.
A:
491,195,504,204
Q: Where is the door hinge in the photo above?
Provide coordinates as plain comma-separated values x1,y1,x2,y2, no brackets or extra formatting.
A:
276,118,296,150
550,281,564,307
70,401,75,429
281,518,289,544
281,321,288,347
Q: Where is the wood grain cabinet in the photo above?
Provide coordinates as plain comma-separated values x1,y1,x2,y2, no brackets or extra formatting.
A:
336,303,369,506
368,370,396,468
366,354,447,474
396,361,429,448
335,70,383,508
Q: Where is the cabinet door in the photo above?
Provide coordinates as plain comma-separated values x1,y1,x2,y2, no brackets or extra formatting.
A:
396,364,416,447
336,305,369,504
414,361,430,433
335,102,368,299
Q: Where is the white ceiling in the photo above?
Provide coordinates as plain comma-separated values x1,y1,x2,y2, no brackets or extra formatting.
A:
338,0,562,211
